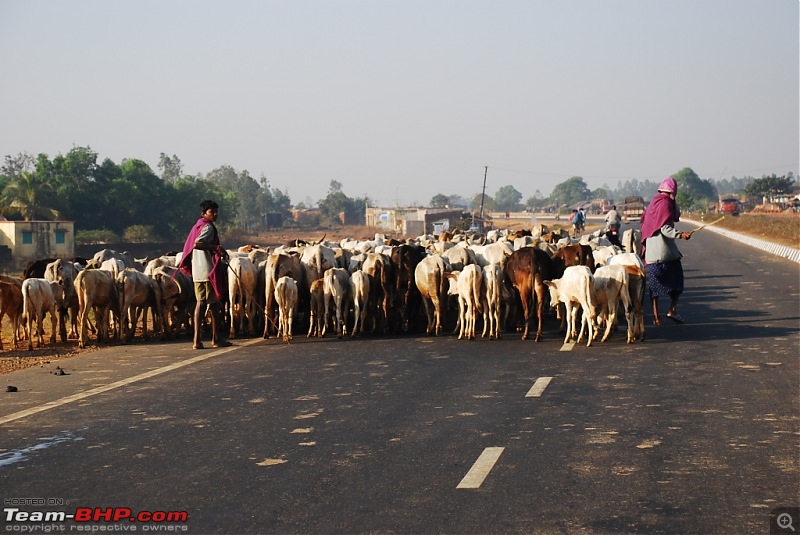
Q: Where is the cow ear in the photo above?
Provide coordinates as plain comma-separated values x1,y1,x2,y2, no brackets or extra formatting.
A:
544,280,554,287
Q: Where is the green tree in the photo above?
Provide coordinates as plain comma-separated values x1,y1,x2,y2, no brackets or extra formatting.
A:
0,171,60,220
430,193,449,208
550,176,591,209
494,185,522,212
743,173,796,201
672,167,717,211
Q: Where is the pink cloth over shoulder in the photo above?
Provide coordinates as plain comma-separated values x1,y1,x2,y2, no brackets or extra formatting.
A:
177,217,226,300
641,178,680,242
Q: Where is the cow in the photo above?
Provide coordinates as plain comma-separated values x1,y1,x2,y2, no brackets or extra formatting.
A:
349,270,371,337
274,276,298,343
482,264,504,340
307,278,326,338
593,264,634,343
414,255,449,336
544,265,597,346
22,278,63,350
116,268,163,343
622,228,643,257
608,253,647,341
322,268,351,339
75,268,119,348
22,258,57,280
0,280,24,350
45,258,81,341
552,243,595,275
262,252,305,339
391,244,426,333
454,264,483,340
227,255,259,338
504,247,557,341
151,265,194,338
361,252,395,334
92,249,139,270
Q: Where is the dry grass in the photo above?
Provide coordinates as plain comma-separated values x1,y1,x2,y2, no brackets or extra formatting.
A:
700,212,799,249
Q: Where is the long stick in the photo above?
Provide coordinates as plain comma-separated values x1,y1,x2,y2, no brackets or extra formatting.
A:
688,215,725,236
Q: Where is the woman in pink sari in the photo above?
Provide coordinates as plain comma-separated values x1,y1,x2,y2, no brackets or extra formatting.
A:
640,178,692,325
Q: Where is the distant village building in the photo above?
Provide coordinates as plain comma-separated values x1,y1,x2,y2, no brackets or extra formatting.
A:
0,218,75,261
365,207,466,236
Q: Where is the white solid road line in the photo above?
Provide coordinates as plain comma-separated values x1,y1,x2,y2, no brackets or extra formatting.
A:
457,447,505,489
526,377,553,398
0,339,262,426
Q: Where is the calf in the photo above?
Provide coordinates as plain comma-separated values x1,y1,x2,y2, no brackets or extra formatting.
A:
22,278,63,350
274,276,298,343
544,266,597,346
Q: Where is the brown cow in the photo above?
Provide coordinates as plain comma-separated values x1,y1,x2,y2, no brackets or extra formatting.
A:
0,280,23,350
552,243,595,275
504,247,556,341
390,244,425,333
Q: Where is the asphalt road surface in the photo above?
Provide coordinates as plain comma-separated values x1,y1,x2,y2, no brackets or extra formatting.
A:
1,227,798,534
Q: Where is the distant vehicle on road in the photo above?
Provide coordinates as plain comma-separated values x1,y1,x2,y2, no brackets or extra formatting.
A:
717,194,742,216
621,196,646,221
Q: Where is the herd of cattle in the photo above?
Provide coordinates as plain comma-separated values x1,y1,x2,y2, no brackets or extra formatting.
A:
0,224,647,351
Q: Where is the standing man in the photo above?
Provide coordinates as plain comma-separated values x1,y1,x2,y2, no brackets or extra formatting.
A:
178,200,232,349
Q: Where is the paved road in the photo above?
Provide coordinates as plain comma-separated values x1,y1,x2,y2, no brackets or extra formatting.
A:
1,228,798,534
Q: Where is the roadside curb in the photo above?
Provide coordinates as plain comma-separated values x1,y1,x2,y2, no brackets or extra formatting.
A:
684,218,800,264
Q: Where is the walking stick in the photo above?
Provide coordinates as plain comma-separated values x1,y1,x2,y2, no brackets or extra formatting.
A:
687,215,725,236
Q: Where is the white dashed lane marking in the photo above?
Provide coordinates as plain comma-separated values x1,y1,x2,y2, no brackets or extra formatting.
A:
457,447,505,489
526,377,553,398
559,342,575,351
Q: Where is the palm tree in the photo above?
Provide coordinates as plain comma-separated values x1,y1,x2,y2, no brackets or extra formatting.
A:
0,171,60,221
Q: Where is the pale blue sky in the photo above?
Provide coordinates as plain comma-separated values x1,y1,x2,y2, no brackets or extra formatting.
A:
1,0,797,207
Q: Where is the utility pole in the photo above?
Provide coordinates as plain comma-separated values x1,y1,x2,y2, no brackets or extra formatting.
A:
478,165,488,227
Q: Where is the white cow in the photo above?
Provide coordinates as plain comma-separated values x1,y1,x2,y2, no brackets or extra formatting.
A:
116,268,163,343
544,266,597,346
274,276,298,343
414,255,449,336
593,264,634,343
455,264,483,340
322,268,351,338
22,278,63,350
350,270,371,337
608,253,647,341
227,255,259,338
482,264,504,340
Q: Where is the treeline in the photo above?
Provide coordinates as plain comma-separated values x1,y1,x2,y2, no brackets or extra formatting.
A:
0,147,296,243
430,168,796,214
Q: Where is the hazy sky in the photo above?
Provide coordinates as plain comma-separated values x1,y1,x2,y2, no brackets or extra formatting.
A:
1,0,797,207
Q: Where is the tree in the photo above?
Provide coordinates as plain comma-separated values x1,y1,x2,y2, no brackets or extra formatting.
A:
671,167,717,211
430,193,449,208
0,171,60,220
158,153,183,183
743,173,796,201
494,185,522,212
550,176,592,209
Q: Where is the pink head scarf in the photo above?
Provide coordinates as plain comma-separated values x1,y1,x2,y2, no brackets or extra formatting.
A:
641,178,680,242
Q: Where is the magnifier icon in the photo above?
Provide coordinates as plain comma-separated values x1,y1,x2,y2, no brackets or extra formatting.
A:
778,512,796,531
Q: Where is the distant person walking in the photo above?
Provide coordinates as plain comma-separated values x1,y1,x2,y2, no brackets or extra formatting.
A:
640,178,691,325
178,200,232,349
